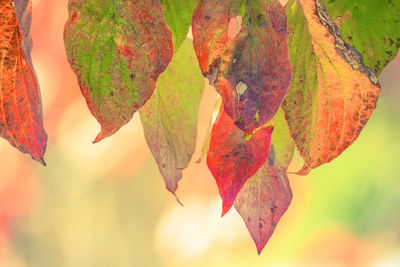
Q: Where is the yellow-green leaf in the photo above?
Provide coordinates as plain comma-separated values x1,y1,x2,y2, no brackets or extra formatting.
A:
139,39,204,196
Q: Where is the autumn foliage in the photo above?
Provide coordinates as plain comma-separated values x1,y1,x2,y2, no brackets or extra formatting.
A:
1,0,399,254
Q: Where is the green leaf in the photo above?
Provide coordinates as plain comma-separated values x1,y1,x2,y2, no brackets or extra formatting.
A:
160,0,199,51
235,108,294,254
139,39,204,196
64,0,173,142
323,0,400,75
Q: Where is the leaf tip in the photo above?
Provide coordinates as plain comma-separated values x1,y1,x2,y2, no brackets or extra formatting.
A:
255,239,266,255
165,182,184,206
221,201,233,217
296,163,311,176
175,195,184,207
38,156,46,166
93,133,105,144
93,127,116,143
30,151,46,166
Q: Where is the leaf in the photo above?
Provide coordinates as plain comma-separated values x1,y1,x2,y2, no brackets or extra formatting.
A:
192,0,291,133
64,0,173,142
283,0,381,175
0,0,47,164
139,39,204,197
235,108,294,254
324,0,400,75
207,107,273,216
160,0,199,51
13,0,32,62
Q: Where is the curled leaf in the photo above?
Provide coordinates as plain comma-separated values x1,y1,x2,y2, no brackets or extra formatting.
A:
0,0,47,164
283,0,381,175
207,108,273,216
14,0,33,61
64,0,173,142
192,0,291,132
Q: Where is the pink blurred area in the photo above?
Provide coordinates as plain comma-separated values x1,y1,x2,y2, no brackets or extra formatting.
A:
0,1,399,267
1,0,152,251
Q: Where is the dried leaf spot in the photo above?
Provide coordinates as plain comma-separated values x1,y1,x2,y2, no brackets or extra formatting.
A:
235,81,247,101
315,0,379,85
204,58,221,86
227,16,242,39
334,16,342,27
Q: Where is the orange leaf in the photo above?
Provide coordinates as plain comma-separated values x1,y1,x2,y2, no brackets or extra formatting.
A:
0,0,47,164
283,0,380,175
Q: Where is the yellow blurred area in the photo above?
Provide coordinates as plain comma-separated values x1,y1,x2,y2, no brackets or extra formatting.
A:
0,0,399,266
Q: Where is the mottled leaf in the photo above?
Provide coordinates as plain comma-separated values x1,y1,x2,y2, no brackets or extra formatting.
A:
283,0,381,175
207,107,273,216
160,0,199,51
0,0,47,164
235,108,294,254
140,39,204,197
64,0,173,142
324,0,400,75
192,0,291,132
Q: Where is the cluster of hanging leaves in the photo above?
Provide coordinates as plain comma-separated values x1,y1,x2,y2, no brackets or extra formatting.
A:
1,0,400,254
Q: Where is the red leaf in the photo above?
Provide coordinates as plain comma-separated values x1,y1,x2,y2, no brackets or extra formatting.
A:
235,109,294,254
192,0,291,132
0,0,47,164
235,158,292,254
207,108,273,215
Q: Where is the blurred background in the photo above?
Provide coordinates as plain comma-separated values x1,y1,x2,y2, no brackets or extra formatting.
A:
0,0,399,266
